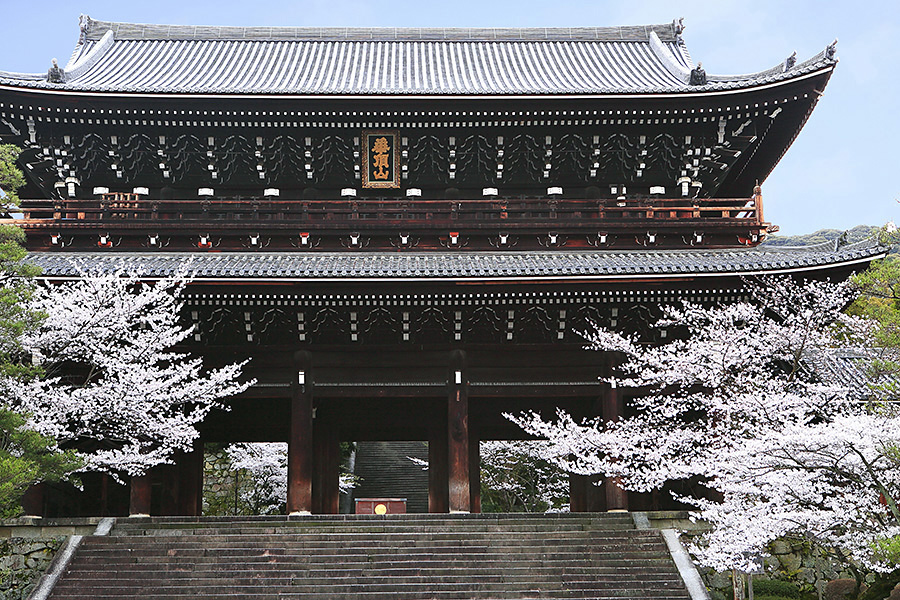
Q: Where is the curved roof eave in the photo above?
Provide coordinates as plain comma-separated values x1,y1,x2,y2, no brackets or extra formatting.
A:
24,239,887,284
0,64,835,102
0,17,837,99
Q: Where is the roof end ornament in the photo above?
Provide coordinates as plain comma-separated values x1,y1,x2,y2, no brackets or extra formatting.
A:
689,62,707,86
46,58,65,84
833,230,849,252
673,17,685,44
78,14,91,44
826,38,838,61
784,51,797,71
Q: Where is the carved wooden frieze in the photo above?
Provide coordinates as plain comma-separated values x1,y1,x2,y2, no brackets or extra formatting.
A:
184,296,678,347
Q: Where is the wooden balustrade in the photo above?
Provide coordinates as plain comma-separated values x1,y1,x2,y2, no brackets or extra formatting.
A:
17,195,762,227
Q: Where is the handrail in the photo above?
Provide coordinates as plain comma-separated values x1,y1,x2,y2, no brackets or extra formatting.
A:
15,195,761,226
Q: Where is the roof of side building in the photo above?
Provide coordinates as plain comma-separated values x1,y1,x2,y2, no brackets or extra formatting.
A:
26,238,885,282
0,16,837,96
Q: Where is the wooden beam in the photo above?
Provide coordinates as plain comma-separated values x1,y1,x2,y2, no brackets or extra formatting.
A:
287,351,314,515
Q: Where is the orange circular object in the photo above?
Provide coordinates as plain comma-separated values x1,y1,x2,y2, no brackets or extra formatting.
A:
374,503,387,515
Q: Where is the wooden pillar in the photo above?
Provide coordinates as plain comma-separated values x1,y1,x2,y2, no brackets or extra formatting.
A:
428,424,449,513
322,427,340,514
178,439,204,516
602,381,629,512
468,428,481,514
570,395,605,512
570,474,587,512
288,351,314,515
159,465,179,516
448,350,470,513
100,474,109,517
570,474,606,512
130,474,152,516
20,483,44,518
312,421,340,515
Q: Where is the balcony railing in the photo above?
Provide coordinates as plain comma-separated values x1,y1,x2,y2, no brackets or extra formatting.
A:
16,193,762,228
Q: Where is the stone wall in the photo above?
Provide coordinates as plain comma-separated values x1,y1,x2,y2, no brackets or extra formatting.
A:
202,448,240,516
0,518,100,600
0,537,63,600
642,512,877,600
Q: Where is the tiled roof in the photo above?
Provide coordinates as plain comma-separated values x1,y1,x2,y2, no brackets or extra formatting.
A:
807,348,900,401
26,239,885,281
0,17,836,96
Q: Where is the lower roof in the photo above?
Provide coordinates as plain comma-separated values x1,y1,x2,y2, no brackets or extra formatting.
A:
25,239,885,283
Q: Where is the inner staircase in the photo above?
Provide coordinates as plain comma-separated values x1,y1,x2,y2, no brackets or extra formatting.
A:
46,513,693,599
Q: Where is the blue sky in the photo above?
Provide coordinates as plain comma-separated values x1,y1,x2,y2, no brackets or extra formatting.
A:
1,0,897,235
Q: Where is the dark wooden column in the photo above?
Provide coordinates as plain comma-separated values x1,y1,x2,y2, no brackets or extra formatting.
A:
20,483,44,518
312,421,340,515
570,395,604,512
468,426,481,514
428,424,449,513
322,426,340,514
129,474,152,516
447,350,470,513
569,474,588,512
288,351,314,515
177,439,204,516
159,465,179,516
602,381,629,512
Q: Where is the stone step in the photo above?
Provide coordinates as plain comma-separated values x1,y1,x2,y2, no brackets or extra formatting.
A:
70,545,670,564
117,513,635,523
93,531,655,542
57,566,684,581
77,539,670,553
51,593,691,600
47,514,692,600
111,523,637,535
52,572,682,589
68,553,677,568
51,580,688,596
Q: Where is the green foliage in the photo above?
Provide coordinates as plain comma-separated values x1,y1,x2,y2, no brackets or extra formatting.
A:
480,442,569,513
763,225,882,246
763,225,880,248
0,144,71,517
871,536,900,566
857,569,900,600
0,408,81,518
849,257,900,400
753,579,802,599
0,147,40,368
0,144,26,209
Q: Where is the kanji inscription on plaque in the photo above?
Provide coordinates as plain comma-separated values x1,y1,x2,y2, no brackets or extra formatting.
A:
362,130,400,188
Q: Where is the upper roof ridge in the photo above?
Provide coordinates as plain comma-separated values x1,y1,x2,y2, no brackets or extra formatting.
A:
80,16,680,43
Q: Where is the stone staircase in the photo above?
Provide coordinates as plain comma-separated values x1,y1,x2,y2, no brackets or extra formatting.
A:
46,513,693,599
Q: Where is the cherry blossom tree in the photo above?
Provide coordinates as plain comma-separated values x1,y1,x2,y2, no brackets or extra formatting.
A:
480,441,569,513
222,442,357,515
509,276,900,574
0,267,252,480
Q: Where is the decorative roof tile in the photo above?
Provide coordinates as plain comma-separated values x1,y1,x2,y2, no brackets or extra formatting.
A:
0,17,837,96
26,239,885,281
